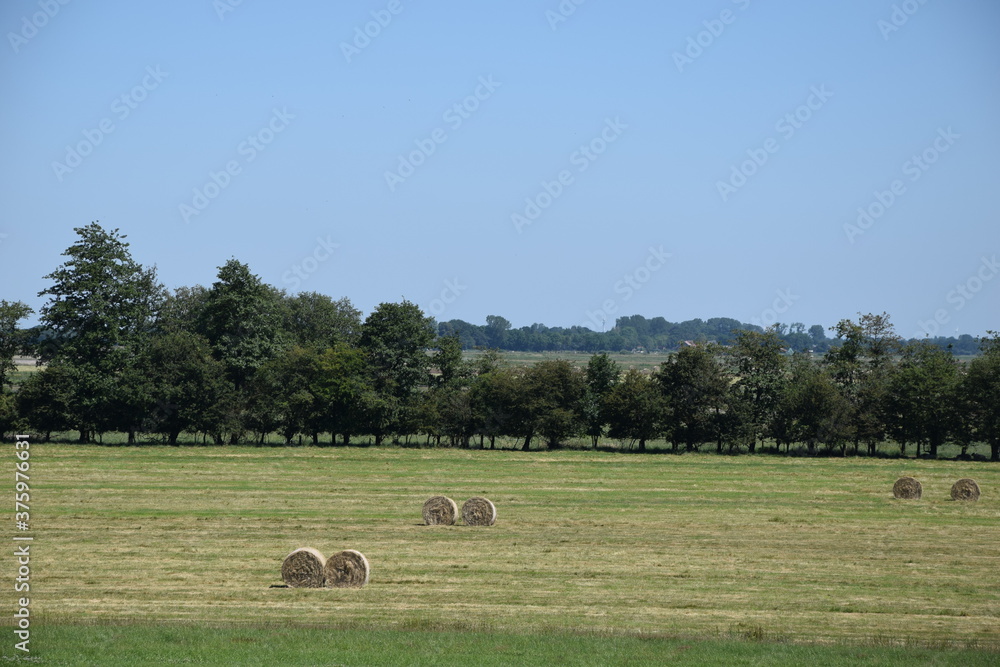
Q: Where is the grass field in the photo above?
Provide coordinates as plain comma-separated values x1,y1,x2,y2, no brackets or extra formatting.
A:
5,444,999,664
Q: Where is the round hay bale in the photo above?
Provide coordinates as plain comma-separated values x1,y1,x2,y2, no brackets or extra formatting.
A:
281,547,326,588
892,476,922,499
324,549,370,588
950,478,981,501
422,496,458,525
461,497,496,526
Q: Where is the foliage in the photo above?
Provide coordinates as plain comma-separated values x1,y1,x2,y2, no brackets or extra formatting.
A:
0,300,33,390
604,369,665,451
37,222,164,369
197,259,288,390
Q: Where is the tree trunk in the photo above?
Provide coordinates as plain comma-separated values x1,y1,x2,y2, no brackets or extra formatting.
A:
638,438,646,452
521,434,532,452
991,439,999,462
490,435,496,450
168,430,180,446
127,430,136,444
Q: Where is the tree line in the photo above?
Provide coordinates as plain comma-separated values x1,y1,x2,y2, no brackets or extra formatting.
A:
437,314,982,356
1,223,997,460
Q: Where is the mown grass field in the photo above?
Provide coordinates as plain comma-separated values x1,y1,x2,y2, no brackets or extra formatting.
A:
5,444,999,664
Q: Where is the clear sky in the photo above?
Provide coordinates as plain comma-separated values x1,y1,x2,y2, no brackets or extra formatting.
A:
2,0,998,339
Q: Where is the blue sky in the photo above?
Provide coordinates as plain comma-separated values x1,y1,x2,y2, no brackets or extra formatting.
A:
2,0,998,339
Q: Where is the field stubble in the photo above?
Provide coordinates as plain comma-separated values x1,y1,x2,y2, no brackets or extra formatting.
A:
22,446,1000,648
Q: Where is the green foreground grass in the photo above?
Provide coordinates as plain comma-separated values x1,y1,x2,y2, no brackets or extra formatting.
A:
4,445,998,664
21,623,1000,666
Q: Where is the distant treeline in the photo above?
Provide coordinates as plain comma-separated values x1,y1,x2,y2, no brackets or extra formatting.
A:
437,315,982,356
1,223,997,461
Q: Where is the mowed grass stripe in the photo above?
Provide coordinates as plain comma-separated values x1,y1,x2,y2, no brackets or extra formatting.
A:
21,445,1000,648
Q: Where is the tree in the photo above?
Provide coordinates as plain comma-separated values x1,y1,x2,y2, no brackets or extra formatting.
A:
37,222,163,369
432,335,466,387
139,331,231,445
0,301,33,391
582,353,621,447
525,360,586,449
158,285,210,334
484,315,511,348
657,344,728,452
727,328,787,452
773,354,854,454
281,292,361,349
469,366,519,449
604,369,666,452
35,223,164,441
358,300,435,400
197,259,287,391
959,332,1000,461
246,346,327,445
15,364,78,438
885,341,960,458
313,344,373,446
824,313,900,455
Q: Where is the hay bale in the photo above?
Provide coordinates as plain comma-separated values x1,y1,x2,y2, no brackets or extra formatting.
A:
461,497,496,526
951,478,981,501
281,547,326,588
422,496,458,525
892,476,922,499
324,549,370,588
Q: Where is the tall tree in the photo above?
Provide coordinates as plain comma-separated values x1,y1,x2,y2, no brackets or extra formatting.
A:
37,222,163,369
35,223,163,441
197,259,287,391
358,300,435,400
484,315,511,348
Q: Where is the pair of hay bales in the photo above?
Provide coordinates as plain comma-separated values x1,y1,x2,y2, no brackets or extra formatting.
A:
892,477,981,501
422,496,496,526
281,547,370,589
